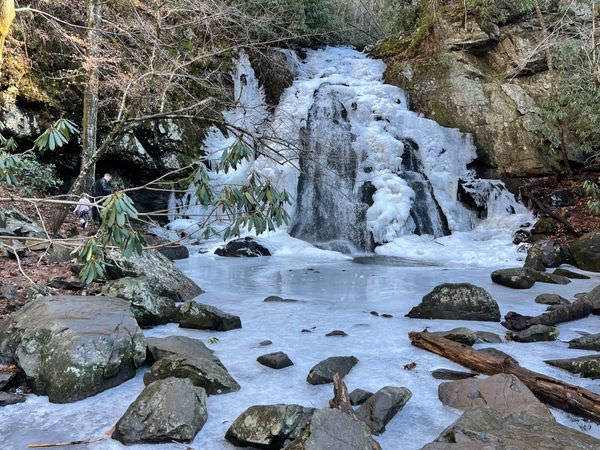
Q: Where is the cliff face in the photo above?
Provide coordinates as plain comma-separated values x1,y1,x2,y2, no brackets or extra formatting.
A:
376,2,593,179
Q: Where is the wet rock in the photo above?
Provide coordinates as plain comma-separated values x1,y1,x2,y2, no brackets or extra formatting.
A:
349,388,373,406
325,330,348,337
569,333,600,351
113,377,207,444
491,268,535,289
545,355,600,379
586,285,600,314
225,404,315,449
355,386,412,435
525,240,564,269
438,374,549,415
534,293,570,305
531,270,571,285
510,324,559,343
307,356,359,385
47,276,84,291
143,234,189,261
532,217,558,236
0,372,16,390
477,348,518,365
406,283,500,322
431,328,502,346
179,301,241,331
101,277,179,327
570,231,600,272
285,408,380,450
146,335,219,365
259,340,273,347
431,369,478,381
0,296,145,403
47,243,74,264
552,268,590,279
144,355,240,395
429,405,600,450
264,295,300,303
215,237,271,257
257,352,294,369
381,313,393,318
512,229,530,245
105,248,202,301
0,391,26,406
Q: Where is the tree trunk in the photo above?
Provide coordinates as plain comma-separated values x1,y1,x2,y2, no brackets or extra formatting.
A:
81,0,103,192
502,297,594,331
409,331,600,423
0,0,15,64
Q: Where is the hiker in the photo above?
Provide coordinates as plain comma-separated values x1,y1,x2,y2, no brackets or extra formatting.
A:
91,173,113,224
74,194,92,228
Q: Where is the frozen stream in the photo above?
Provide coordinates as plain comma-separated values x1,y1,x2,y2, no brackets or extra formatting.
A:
1,251,600,450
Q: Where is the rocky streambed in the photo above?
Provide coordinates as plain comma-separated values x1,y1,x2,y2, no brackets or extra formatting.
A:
1,247,600,449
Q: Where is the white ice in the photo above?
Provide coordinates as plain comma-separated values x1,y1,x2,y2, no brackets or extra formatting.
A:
2,254,599,450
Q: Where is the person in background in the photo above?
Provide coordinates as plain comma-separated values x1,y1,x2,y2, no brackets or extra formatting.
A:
91,173,113,224
74,194,92,228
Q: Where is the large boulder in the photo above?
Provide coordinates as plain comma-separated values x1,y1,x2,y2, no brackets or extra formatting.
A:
105,249,202,301
570,231,600,272
545,355,600,379
101,277,179,327
307,356,359,385
569,333,600,351
179,301,242,331
406,284,500,322
525,240,564,269
225,404,315,449
438,374,549,416
285,408,380,450
144,355,240,395
113,377,207,444
215,237,271,257
0,296,145,403
491,268,535,289
355,386,412,435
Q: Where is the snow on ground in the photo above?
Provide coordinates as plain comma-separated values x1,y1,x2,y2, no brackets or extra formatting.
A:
2,253,599,450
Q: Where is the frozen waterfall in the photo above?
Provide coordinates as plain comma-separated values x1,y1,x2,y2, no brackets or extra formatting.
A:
167,46,530,264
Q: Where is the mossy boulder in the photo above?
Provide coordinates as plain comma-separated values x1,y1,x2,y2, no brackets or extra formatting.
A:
0,296,146,403
570,231,600,272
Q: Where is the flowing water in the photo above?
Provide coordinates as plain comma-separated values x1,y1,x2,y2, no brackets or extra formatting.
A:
2,48,599,449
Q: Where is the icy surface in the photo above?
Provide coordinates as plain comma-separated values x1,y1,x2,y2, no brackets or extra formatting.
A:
2,254,599,450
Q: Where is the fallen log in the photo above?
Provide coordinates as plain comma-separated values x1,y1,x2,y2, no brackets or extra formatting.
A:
502,297,594,331
409,331,600,423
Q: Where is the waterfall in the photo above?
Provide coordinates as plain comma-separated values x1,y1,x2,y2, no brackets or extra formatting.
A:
168,47,529,260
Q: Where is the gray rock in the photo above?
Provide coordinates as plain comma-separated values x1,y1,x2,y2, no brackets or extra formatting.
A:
531,270,571,285
431,328,503,346
264,295,300,303
146,335,219,365
257,352,293,369
349,388,373,406
553,268,590,279
534,293,570,305
355,386,412,435
325,330,348,337
438,374,549,416
47,276,84,291
545,355,600,379
406,284,500,322
476,348,518,365
113,377,207,444
143,355,240,395
215,237,271,257
491,268,535,289
285,408,380,450
0,372,16,390
307,356,359,385
259,340,273,346
101,277,179,327
584,285,600,314
431,369,478,380
179,301,242,331
0,296,145,403
143,234,189,261
569,333,600,351
525,240,564,269
430,405,600,450
105,249,203,301
225,404,315,449
0,391,26,406
511,324,559,343
570,231,600,272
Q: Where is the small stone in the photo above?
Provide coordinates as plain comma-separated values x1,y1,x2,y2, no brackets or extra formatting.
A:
306,356,358,385
349,388,373,406
511,325,559,343
264,295,300,303
325,330,348,337
259,340,273,347
432,369,478,380
535,293,570,305
403,362,417,370
553,268,590,279
301,329,313,333
47,276,84,291
257,352,294,369
381,313,393,318
369,311,379,316
0,392,26,407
